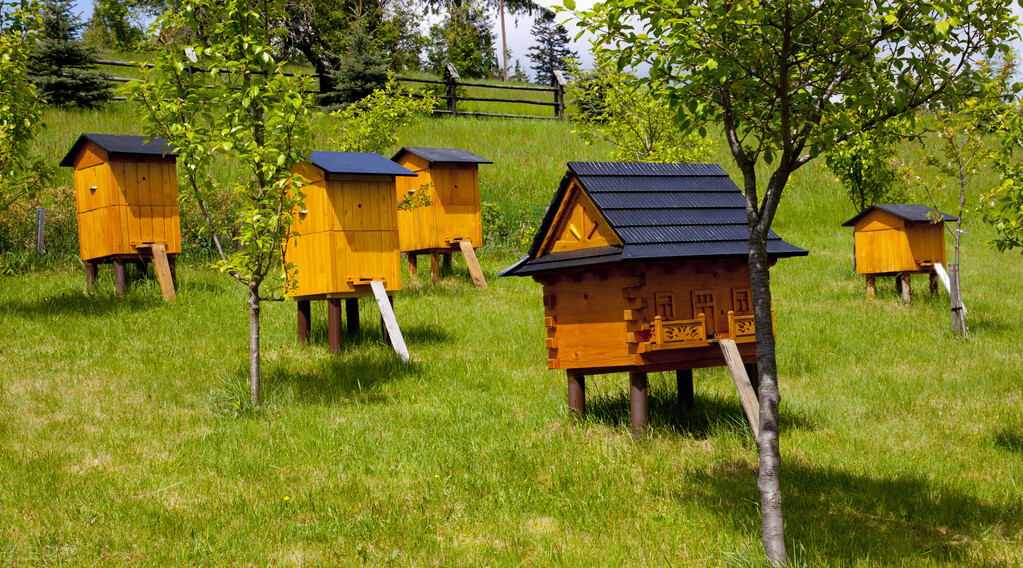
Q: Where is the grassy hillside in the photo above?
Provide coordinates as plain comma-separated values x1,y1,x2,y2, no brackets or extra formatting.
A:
0,104,1021,567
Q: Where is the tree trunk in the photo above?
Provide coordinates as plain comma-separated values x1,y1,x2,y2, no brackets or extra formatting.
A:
949,263,967,338
248,284,261,406
749,230,787,566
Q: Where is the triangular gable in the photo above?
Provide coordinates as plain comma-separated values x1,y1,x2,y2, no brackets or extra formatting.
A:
539,178,622,255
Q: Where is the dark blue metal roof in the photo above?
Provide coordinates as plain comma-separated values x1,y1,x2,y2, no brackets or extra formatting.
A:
392,146,493,165
60,133,177,167
308,151,417,177
501,161,808,276
842,204,958,226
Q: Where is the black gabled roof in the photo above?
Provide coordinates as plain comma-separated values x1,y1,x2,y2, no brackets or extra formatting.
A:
499,161,808,277
59,133,177,167
392,147,492,165
307,151,416,177
842,204,958,226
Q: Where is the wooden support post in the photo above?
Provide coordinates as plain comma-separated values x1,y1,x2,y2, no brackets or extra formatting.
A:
168,255,177,288
445,62,460,117
865,275,875,299
458,240,488,290
567,372,585,419
930,272,939,294
900,273,912,306
85,261,98,290
676,369,694,411
430,252,440,283
345,298,360,336
149,243,177,302
370,280,410,363
113,259,127,295
442,253,452,271
297,300,311,344
35,207,45,256
744,362,759,399
381,294,394,343
719,338,761,438
328,298,343,354
407,254,418,276
629,371,649,437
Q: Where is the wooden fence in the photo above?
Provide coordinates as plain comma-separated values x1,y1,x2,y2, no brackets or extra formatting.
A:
96,59,569,120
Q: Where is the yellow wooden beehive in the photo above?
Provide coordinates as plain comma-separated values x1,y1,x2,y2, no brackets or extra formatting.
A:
843,204,954,275
391,147,492,254
60,133,180,262
285,151,416,299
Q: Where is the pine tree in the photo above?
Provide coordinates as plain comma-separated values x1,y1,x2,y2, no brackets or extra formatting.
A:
324,14,389,108
526,10,575,84
509,59,529,83
426,0,498,79
30,0,112,108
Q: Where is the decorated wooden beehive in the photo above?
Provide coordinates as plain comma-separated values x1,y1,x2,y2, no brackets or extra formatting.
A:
842,204,956,304
285,151,417,359
391,146,493,288
59,133,180,300
500,162,807,436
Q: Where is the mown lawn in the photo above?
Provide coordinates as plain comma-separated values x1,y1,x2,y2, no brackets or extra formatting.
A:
0,109,1021,567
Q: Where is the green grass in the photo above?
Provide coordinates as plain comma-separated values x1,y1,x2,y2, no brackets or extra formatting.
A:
1,107,1022,566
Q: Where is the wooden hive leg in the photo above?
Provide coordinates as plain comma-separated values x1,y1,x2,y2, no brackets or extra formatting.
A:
430,252,440,283
345,298,360,336
900,273,912,306
865,275,875,299
168,254,178,288
930,272,939,294
85,261,98,290
150,243,176,302
407,254,418,276
567,372,586,419
442,252,452,272
744,363,759,400
381,294,394,343
629,371,649,438
328,298,343,354
458,240,488,290
113,259,127,296
676,369,694,411
297,300,311,344
370,281,410,363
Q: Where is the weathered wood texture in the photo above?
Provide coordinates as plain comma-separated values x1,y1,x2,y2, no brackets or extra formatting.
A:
297,300,311,344
538,260,758,372
394,155,483,253
370,280,409,363
147,243,176,302
629,371,649,438
567,373,585,418
286,162,402,298
719,339,760,438
71,141,181,261
459,239,488,290
852,210,946,275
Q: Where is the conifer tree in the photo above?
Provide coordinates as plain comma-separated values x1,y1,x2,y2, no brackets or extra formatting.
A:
324,13,389,108
526,10,574,84
29,0,111,107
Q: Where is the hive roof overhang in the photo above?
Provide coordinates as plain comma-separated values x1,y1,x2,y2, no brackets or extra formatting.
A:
307,151,417,177
59,133,177,167
842,204,959,226
500,161,808,277
391,146,492,165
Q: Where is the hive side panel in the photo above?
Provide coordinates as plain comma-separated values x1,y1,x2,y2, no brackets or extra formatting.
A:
543,271,635,369
135,162,155,244
149,164,166,245
854,228,916,274
907,223,947,266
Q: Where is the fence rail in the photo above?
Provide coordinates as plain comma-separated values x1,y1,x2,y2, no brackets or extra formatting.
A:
96,58,568,120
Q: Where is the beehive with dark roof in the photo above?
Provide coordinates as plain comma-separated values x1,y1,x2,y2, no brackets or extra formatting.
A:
284,151,416,300
501,161,807,376
391,147,492,260
842,204,956,277
60,133,181,263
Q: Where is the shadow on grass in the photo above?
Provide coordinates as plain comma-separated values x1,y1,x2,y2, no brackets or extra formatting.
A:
994,426,1023,453
304,323,450,349
684,457,1023,566
0,288,162,318
255,354,423,406
587,387,815,440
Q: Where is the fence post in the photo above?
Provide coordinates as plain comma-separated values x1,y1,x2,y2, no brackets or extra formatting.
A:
445,62,460,117
35,207,45,256
552,70,567,119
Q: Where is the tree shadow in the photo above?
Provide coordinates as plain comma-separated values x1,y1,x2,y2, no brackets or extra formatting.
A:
683,458,1023,566
304,322,450,349
257,353,423,405
0,289,162,318
994,426,1023,453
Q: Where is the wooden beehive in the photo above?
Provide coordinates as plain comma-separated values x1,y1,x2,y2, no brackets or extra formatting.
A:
500,162,807,435
842,204,956,302
60,133,180,299
60,133,180,262
285,151,416,358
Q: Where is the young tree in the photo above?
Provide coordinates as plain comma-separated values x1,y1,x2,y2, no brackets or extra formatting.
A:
124,0,314,407
568,59,710,163
1,0,49,213
30,0,112,107
84,0,149,49
825,126,909,212
526,9,575,84
427,0,497,79
571,1,1018,564
326,78,435,153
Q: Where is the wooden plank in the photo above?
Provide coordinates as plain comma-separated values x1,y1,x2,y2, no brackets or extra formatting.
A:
141,243,177,302
458,239,488,290
718,338,760,438
370,280,409,363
